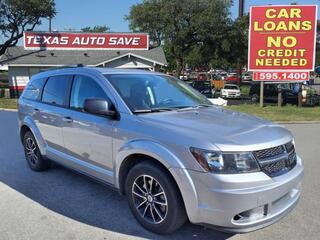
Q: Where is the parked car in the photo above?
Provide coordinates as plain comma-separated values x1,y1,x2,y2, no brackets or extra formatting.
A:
249,83,298,105
225,73,241,84
197,73,207,81
18,67,303,234
242,72,252,81
221,84,241,99
218,72,228,80
191,80,215,98
179,74,188,80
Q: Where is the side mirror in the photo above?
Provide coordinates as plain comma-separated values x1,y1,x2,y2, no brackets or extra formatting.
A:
83,98,116,117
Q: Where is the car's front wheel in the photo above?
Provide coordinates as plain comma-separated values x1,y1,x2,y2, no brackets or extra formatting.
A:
125,161,187,234
23,131,50,171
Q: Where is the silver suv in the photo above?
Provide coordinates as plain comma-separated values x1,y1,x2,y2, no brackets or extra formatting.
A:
18,67,303,234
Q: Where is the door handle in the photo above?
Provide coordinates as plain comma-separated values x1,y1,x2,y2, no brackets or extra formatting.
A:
62,116,73,123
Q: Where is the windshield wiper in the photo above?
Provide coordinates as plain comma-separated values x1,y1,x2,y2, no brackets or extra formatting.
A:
176,106,200,111
133,107,177,114
197,104,214,107
176,104,214,112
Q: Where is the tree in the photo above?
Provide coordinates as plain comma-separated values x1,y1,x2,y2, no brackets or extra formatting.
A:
125,0,163,47
81,25,110,33
0,0,56,56
126,0,233,75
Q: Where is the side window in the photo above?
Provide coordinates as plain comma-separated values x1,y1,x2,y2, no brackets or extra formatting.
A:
70,75,109,111
42,75,72,107
22,77,47,101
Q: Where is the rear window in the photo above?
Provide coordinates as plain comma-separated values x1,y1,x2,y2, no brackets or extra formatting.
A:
22,78,47,101
42,75,72,107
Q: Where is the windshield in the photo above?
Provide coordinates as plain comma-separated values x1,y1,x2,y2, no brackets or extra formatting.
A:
224,85,238,90
193,81,211,87
105,74,212,112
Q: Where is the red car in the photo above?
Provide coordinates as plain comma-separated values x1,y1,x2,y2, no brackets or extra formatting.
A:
197,73,207,81
225,74,241,84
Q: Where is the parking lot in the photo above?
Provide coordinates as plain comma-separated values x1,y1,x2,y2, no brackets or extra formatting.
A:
0,110,320,240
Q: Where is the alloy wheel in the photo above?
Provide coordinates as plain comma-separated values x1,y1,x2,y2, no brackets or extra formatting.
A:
131,175,168,224
25,137,38,165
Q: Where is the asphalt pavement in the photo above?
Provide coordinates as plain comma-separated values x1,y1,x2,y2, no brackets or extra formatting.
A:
0,110,319,240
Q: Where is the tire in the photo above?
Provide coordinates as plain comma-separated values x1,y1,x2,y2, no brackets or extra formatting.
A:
125,161,187,234
251,94,258,103
23,131,50,171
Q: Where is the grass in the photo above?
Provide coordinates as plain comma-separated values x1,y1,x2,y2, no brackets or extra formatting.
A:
0,98,18,109
226,104,320,122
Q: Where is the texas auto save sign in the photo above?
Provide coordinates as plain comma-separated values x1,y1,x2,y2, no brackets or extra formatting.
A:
24,32,149,50
248,5,317,81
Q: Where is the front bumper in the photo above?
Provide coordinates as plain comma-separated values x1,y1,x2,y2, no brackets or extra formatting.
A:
222,93,241,98
172,156,303,233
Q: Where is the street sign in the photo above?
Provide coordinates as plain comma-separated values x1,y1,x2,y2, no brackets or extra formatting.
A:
24,32,149,50
248,5,318,74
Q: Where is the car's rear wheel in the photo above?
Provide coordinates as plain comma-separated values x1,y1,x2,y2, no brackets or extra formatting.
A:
23,131,50,171
251,94,259,103
125,161,187,234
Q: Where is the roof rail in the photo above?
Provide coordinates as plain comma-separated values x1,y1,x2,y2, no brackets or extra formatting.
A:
41,64,86,72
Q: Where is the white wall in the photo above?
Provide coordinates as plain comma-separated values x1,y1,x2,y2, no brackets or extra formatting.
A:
8,66,30,88
8,66,49,88
103,56,155,71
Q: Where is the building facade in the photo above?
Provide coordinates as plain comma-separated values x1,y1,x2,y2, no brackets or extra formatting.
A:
0,46,167,97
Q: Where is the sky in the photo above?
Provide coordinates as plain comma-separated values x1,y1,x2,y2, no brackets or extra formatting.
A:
34,0,320,33
1,0,319,45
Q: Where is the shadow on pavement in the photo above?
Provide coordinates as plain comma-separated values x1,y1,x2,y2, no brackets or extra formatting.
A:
0,110,234,239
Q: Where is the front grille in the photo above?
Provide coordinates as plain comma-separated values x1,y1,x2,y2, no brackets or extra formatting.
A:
254,145,285,160
254,142,297,177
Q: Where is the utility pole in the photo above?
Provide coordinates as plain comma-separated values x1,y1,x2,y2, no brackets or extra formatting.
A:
237,0,245,85
239,0,245,17
49,16,52,32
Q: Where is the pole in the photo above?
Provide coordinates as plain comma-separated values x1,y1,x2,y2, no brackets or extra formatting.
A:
237,0,245,84
49,16,52,32
260,81,264,107
298,83,302,107
239,0,245,17
278,85,282,107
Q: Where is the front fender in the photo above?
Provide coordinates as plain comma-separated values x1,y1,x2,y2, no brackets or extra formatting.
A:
20,116,47,156
114,139,185,189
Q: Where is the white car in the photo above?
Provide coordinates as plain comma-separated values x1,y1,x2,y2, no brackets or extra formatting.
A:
221,84,241,98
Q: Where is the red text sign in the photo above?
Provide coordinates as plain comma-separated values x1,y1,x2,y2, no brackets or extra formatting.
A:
253,71,309,81
24,32,149,50
248,5,317,72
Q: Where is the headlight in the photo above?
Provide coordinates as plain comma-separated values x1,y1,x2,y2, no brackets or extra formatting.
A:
190,147,260,173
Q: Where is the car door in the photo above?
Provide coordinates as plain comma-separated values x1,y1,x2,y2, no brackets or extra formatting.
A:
36,75,73,153
62,74,114,183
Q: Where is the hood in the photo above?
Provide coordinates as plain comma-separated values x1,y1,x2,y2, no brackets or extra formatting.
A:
138,107,292,151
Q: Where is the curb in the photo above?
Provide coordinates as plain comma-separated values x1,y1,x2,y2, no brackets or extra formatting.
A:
0,108,18,112
276,121,320,124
